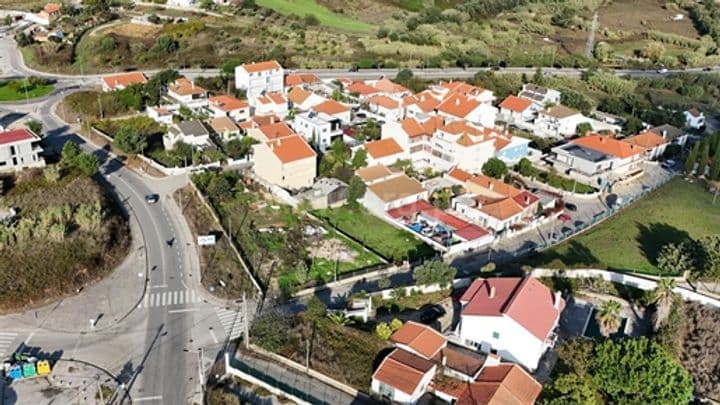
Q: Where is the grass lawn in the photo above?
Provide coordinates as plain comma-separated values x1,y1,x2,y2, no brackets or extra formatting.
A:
256,0,373,32
314,206,434,262
307,232,384,279
0,81,54,101
529,178,720,274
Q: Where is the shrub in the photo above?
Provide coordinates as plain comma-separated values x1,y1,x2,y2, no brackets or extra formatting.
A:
375,322,393,340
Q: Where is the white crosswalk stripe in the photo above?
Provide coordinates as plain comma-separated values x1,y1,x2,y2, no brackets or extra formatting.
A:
140,289,200,308
0,332,19,358
215,307,244,340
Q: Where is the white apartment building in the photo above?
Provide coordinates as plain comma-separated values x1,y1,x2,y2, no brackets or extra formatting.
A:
292,111,343,151
235,60,284,98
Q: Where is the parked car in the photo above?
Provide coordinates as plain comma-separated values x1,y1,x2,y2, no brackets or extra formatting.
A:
419,304,445,325
145,194,159,204
564,202,578,211
558,213,571,222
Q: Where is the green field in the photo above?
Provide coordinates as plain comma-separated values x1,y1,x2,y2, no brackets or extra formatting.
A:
0,81,54,101
530,178,720,274
314,206,435,262
256,0,373,32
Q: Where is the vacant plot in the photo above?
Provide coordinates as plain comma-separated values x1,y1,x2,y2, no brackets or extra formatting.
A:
256,0,374,32
0,80,54,101
530,178,720,274
598,0,698,38
0,168,129,312
95,22,162,38
314,206,434,263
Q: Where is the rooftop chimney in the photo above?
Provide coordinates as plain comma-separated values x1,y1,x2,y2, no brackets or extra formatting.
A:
270,116,275,124
489,286,496,299
662,130,667,139
553,290,562,309
525,195,530,204
455,98,460,106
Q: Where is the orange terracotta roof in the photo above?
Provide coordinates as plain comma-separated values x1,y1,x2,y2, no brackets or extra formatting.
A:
372,78,408,94
493,137,511,151
542,104,578,119
368,174,425,202
242,60,282,73
623,131,668,149
209,95,248,112
414,92,441,112
267,134,316,163
257,92,287,105
390,321,447,359
572,134,646,158
251,115,281,126
499,95,532,113
447,166,473,183
313,99,349,115
441,81,478,95
372,349,435,396
168,78,206,97
441,120,484,137
403,95,419,107
368,94,400,110
287,87,312,105
456,364,542,405
468,175,522,198
422,116,445,133
259,122,294,140
437,94,481,118
43,3,61,14
285,73,319,87
209,116,239,133
401,118,429,138
347,81,380,96
102,71,147,90
479,197,525,220
365,138,404,159
356,164,393,182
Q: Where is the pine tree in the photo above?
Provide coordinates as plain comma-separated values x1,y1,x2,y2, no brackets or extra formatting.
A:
710,155,720,181
699,142,710,176
685,143,699,175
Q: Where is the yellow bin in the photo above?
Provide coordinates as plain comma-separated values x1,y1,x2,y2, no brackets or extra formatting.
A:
36,360,51,376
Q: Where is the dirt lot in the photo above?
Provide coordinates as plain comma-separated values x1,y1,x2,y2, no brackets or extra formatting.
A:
94,21,162,38
598,0,699,38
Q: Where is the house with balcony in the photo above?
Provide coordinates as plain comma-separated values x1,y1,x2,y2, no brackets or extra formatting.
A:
250,92,288,118
208,116,240,141
146,105,175,125
0,128,45,172
404,91,442,119
498,95,533,124
207,95,249,122
235,60,284,98
311,99,351,123
367,95,404,122
551,134,646,189
167,78,208,107
455,276,565,371
436,93,498,128
292,111,343,151
252,134,316,189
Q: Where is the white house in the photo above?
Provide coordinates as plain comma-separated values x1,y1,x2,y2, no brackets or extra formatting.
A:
25,3,61,26
167,78,208,107
371,349,436,404
311,99,351,123
167,0,197,7
498,95,534,124
367,95,404,122
101,71,147,92
208,116,240,141
648,124,688,146
252,134,317,190
207,95,249,122
292,111,343,151
163,120,210,150
456,276,565,371
235,60,284,98
146,105,175,125
534,105,588,138
287,87,326,111
436,93,498,128
551,134,646,189
250,92,288,118
364,138,407,167
684,108,705,129
0,128,45,172
623,131,669,160
358,166,428,216
518,83,561,111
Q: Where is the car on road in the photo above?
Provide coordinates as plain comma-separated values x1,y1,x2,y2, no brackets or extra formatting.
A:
657,68,668,74
564,202,578,211
558,213,571,222
145,194,159,204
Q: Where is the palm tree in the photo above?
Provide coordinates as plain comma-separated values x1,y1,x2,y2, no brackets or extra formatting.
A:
596,300,622,337
653,278,677,330
327,311,353,326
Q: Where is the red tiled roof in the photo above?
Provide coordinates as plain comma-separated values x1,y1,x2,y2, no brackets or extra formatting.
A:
313,99,349,115
368,94,400,110
572,134,646,159
259,122,294,140
287,87,312,105
499,95,532,113
365,138,404,159
456,364,542,405
242,60,282,73
401,118,430,138
390,321,447,359
285,73,319,87
102,71,147,90
372,78,408,94
43,3,61,14
257,92,287,105
468,175,522,198
347,81,380,96
623,131,668,149
168,78,206,96
479,198,524,220
460,277,564,340
512,190,539,209
267,134,316,163
373,349,435,396
441,120,484,137
437,94,481,118
493,137,511,151
209,95,248,112
447,166,473,183
0,128,35,145
387,200,489,241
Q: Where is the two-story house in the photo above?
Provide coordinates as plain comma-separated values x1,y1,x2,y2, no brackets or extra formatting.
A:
167,78,208,107
250,92,288,118
207,95,249,122
684,108,705,129
517,83,561,111
234,60,284,98
498,95,533,124
292,111,343,151
367,95,404,122
364,138,407,166
456,276,564,371
0,128,45,172
163,120,210,150
287,87,326,111
252,134,316,189
311,99,351,123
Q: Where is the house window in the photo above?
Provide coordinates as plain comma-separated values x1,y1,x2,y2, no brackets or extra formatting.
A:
492,331,500,339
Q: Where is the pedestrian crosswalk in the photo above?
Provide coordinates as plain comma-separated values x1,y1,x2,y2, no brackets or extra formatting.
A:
215,307,244,340
0,332,18,358
141,289,200,308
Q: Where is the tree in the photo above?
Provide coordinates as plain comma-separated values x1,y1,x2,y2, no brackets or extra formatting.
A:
395,69,413,85
656,242,694,276
596,300,622,337
114,126,148,154
351,148,368,169
153,35,179,54
61,141,81,164
641,42,666,63
43,165,61,183
532,67,545,86
319,138,351,179
305,296,327,326
481,157,508,179
375,322,393,340
576,122,592,136
99,36,117,52
3,15,12,26
696,235,720,283
347,176,366,206
480,262,496,273
361,118,381,141
709,155,720,181
652,278,676,330
377,276,391,289
412,260,457,288
685,142,700,174
591,338,693,404
327,312,353,326
75,153,100,176
390,318,403,332
594,42,613,63
26,119,42,136
515,158,536,177
542,373,600,405
199,0,214,9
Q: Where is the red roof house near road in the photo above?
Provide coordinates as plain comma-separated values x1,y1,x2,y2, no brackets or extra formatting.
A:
456,364,542,405
0,128,36,145
387,200,490,242
391,321,447,359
